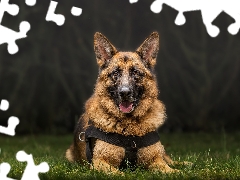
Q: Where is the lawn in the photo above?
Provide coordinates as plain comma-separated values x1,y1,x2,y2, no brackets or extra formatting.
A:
0,132,240,179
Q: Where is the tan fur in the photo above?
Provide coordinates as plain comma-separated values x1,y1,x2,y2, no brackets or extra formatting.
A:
66,32,186,173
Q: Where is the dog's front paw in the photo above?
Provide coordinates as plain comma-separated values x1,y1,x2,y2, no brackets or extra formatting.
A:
91,158,122,175
151,165,180,173
149,157,180,173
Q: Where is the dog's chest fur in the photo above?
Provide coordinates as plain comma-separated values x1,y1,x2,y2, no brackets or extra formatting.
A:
84,96,165,137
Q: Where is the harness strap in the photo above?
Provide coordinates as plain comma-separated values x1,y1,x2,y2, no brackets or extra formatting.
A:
84,124,160,166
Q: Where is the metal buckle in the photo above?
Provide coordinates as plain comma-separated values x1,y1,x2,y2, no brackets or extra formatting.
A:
79,132,85,142
132,141,137,148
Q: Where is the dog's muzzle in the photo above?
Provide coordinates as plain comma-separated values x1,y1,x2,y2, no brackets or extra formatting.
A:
118,86,134,113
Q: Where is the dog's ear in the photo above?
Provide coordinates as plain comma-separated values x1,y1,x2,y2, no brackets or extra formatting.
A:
136,32,159,68
94,32,117,68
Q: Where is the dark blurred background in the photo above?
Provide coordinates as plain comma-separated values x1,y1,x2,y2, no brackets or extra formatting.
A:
0,0,239,134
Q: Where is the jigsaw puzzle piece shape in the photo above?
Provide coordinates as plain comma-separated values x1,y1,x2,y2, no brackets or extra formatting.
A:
0,21,30,54
201,7,222,37
0,116,19,136
0,162,16,180
151,0,187,26
46,1,65,26
175,12,186,25
0,0,19,22
224,6,240,35
16,151,49,180
150,0,224,37
151,0,202,25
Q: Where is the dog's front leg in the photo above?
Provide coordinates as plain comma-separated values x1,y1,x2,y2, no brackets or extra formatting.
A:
92,140,125,174
163,153,193,167
92,158,121,174
148,156,178,173
138,142,178,173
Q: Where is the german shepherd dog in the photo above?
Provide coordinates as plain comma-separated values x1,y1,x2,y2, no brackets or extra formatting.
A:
66,32,185,173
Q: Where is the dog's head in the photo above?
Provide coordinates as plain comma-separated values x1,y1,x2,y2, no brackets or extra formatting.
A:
94,32,159,117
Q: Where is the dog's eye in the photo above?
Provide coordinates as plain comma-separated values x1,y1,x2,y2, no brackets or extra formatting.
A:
111,70,120,81
131,69,141,80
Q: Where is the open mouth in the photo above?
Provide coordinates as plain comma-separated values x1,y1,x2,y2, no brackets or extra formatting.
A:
119,101,134,113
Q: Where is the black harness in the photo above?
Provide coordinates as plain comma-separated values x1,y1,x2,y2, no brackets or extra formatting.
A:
82,123,160,168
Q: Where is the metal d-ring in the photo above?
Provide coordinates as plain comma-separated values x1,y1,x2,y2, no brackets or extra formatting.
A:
79,132,86,142
132,140,137,148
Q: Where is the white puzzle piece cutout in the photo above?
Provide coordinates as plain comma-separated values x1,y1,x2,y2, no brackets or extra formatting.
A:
46,0,65,26
0,100,19,136
150,0,240,37
0,99,9,111
0,22,30,54
0,163,16,180
0,0,31,54
25,0,37,6
0,152,49,180
16,151,49,180
71,6,82,16
0,100,49,179
0,0,19,22
0,116,19,136
129,0,138,4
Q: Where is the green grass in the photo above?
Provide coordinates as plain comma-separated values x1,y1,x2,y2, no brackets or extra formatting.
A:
1,132,240,179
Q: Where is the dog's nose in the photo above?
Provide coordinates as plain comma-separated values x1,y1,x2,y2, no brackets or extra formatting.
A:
119,86,131,98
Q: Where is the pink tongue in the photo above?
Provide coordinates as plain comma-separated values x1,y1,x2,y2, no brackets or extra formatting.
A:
119,102,133,113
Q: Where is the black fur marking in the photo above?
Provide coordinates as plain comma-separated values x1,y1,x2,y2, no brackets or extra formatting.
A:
107,67,145,112
110,67,122,82
130,67,144,83
123,56,128,62
98,58,112,72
